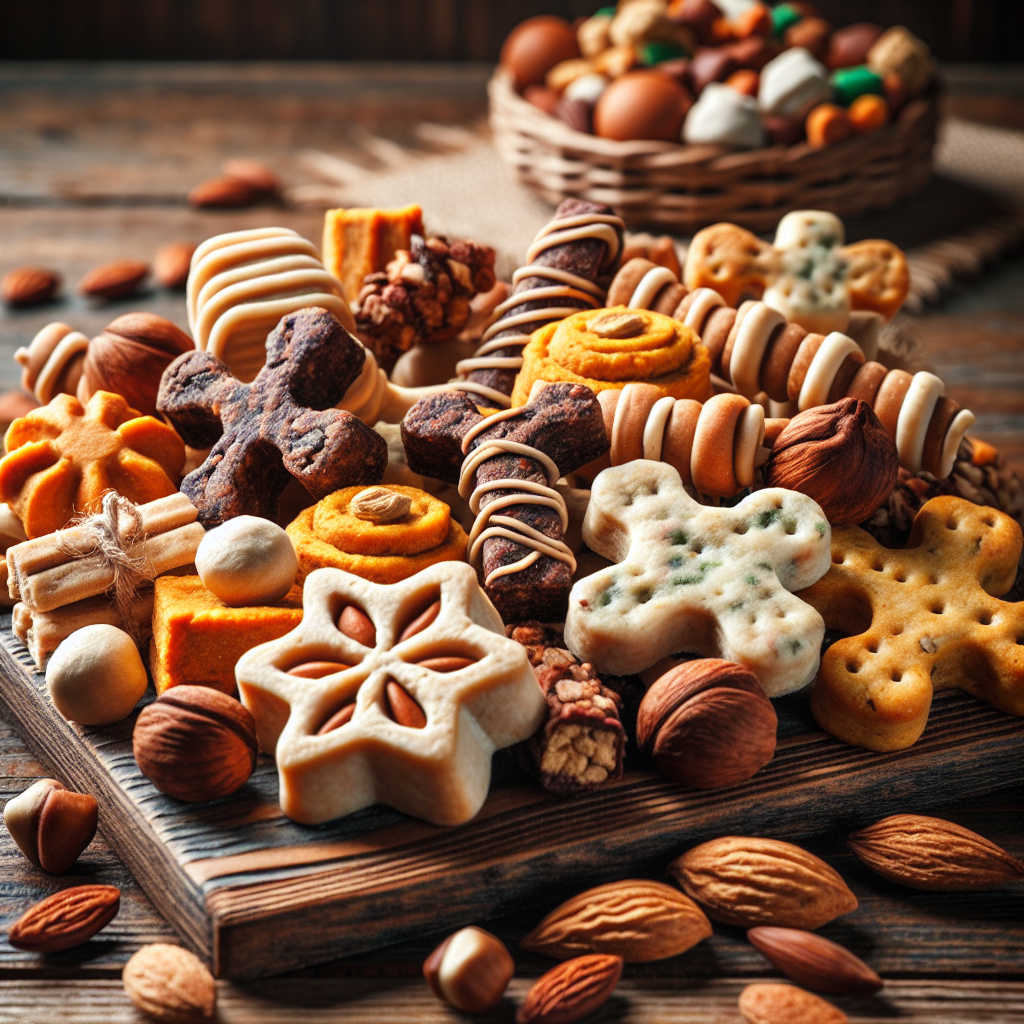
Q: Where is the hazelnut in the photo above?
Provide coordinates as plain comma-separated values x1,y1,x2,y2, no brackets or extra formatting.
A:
3,777,98,874
636,659,777,789
196,515,298,606
133,686,258,803
767,397,899,526
78,312,195,417
423,926,515,1013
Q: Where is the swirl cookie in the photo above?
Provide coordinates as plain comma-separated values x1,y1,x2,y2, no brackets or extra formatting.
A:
511,307,712,407
565,461,831,696
235,562,547,825
800,496,1024,752
287,485,468,585
187,227,355,382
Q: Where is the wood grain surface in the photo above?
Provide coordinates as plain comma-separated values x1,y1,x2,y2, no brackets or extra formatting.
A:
0,61,1021,1022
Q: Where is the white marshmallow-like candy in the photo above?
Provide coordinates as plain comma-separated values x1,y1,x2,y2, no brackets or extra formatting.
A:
758,47,831,119
196,515,298,607
684,83,765,149
564,73,610,104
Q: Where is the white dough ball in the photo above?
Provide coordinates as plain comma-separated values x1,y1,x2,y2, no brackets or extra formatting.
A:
47,624,148,726
196,515,298,607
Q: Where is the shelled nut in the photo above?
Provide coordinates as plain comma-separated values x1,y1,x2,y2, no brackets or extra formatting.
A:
423,926,515,1013
3,777,98,874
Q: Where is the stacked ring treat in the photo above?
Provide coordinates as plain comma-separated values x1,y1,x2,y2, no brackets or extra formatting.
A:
187,227,355,382
15,323,89,405
453,198,625,407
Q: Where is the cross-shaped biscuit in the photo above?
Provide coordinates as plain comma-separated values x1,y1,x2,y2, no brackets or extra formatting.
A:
564,461,831,696
800,496,1024,752
158,307,387,526
235,561,546,826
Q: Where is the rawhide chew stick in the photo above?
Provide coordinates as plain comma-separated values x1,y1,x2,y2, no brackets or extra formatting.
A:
401,383,608,622
675,289,974,478
7,492,202,613
453,199,625,407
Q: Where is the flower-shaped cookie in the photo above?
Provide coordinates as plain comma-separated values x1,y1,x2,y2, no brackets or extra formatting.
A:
565,461,832,696
0,391,185,538
683,211,909,333
235,562,547,826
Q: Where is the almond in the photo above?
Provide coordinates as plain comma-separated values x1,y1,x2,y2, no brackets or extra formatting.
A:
222,157,281,195
739,982,847,1024
522,880,711,962
123,943,216,1020
188,176,261,209
2,267,61,307
668,836,858,929
153,242,196,289
78,259,149,299
8,884,120,952
516,954,623,1024
848,814,1024,891
747,926,882,995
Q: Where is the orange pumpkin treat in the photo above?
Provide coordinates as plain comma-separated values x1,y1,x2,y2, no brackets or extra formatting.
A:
805,103,854,149
849,93,889,134
150,574,304,695
287,484,468,585
0,391,185,538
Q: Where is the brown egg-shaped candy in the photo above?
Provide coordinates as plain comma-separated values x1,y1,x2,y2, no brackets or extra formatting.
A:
501,16,580,93
594,70,692,142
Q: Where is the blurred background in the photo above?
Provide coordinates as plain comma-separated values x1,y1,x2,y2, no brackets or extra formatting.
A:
1,0,1021,63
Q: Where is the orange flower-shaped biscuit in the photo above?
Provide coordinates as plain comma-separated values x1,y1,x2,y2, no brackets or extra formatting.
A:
0,391,185,538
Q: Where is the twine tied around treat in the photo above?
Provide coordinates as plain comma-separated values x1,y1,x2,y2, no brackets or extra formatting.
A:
55,490,153,644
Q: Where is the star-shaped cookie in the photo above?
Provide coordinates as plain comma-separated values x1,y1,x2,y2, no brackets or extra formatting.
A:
235,561,546,826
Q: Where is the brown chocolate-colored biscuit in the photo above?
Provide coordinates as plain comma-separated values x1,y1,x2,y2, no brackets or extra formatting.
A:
607,257,656,307
846,361,888,406
826,353,863,404
158,306,387,526
700,305,738,374
761,322,807,402
787,333,825,402
920,395,960,478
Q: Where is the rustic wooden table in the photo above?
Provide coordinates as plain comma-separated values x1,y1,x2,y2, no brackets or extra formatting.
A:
0,62,1022,1022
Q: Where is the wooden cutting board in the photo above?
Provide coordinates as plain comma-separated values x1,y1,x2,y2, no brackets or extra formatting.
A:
1,618,1020,980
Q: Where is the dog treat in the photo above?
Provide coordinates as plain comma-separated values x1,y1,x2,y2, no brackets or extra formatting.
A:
158,307,387,527
402,383,608,622
14,590,155,670
235,562,547,825
187,227,355,383
507,621,625,795
565,460,831,695
322,204,424,305
684,82,764,148
7,491,202,613
150,574,304,695
683,212,909,327
868,26,933,97
354,235,497,372
580,384,769,498
607,257,689,316
0,392,185,539
758,47,831,119
196,516,298,606
0,503,28,609
512,307,712,408
15,322,89,404
453,199,625,407
287,484,468,584
801,496,1024,751
619,233,681,278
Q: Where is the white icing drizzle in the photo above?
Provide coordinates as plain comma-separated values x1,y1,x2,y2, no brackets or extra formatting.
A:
452,212,624,407
896,371,944,474
458,406,576,586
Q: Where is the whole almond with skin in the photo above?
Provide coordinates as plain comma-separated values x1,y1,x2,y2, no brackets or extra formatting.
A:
78,259,149,300
848,814,1024,891
153,242,196,289
222,157,281,195
2,266,60,307
133,685,258,802
747,926,882,995
188,176,261,209
739,982,847,1024
3,777,98,874
517,954,623,1024
636,659,777,789
522,880,711,962
423,926,515,1013
668,836,858,929
8,884,120,952
123,943,215,1020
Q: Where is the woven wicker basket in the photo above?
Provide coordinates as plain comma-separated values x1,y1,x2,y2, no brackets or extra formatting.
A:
489,69,939,234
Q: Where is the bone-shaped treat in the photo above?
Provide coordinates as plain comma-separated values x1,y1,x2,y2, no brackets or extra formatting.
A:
402,383,608,622
452,199,625,407
235,562,547,826
799,496,1024,752
565,461,831,696
158,307,387,527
